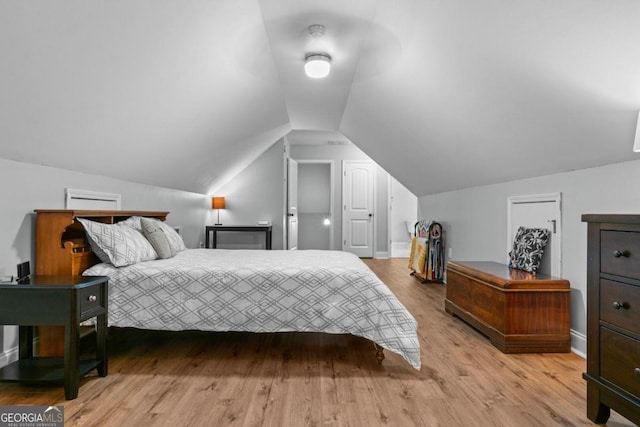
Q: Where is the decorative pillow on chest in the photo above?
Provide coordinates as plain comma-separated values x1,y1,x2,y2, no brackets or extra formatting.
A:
508,226,550,273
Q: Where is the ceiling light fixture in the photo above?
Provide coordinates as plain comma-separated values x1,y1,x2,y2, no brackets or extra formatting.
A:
305,25,331,79
305,53,331,78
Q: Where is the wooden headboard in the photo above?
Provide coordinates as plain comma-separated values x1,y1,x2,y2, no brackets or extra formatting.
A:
34,209,169,276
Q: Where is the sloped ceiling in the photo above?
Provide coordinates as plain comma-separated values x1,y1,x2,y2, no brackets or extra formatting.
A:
1,0,639,196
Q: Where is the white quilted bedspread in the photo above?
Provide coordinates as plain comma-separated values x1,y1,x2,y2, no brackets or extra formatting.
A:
84,249,421,369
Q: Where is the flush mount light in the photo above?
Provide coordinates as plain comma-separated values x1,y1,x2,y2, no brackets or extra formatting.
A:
305,53,331,78
304,25,331,79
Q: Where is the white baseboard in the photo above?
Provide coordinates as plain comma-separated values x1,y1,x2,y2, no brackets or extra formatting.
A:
391,241,411,258
375,251,390,259
570,329,586,358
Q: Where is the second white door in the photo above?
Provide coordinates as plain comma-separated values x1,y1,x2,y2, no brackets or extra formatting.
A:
342,161,375,258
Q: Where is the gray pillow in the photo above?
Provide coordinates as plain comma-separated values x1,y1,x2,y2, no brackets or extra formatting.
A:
144,218,186,252
140,217,176,259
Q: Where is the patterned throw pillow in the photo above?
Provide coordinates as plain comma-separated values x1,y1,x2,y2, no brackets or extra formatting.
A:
150,218,187,252
78,218,158,267
508,226,550,273
140,217,176,259
116,216,186,252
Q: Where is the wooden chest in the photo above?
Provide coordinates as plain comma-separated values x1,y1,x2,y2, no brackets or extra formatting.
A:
444,261,571,353
582,214,640,425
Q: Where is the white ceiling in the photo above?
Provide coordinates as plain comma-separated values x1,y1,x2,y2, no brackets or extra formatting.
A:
1,0,639,196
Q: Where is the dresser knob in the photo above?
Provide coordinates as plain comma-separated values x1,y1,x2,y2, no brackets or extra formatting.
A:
612,301,629,310
88,295,97,302
635,368,640,376
613,250,630,258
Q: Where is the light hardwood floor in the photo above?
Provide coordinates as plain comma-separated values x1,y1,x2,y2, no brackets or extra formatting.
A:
0,258,634,426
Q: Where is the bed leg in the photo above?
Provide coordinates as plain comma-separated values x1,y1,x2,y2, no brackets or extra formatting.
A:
374,343,385,364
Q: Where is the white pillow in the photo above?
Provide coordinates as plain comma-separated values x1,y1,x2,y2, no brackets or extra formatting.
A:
78,218,158,267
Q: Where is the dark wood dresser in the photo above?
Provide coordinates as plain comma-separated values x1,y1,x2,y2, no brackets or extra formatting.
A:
583,214,640,424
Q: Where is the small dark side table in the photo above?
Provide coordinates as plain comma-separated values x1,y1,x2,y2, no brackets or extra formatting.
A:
0,275,108,399
205,225,273,250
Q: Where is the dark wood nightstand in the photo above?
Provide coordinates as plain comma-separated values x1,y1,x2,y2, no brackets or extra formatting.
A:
0,275,108,399
205,225,273,249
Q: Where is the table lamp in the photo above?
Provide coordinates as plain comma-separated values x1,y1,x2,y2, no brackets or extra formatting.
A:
211,197,225,225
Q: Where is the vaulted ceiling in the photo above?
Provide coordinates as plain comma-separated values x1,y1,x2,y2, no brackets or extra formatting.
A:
1,0,639,197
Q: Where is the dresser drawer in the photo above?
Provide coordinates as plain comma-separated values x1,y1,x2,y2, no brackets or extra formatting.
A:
601,231,640,280
601,279,640,334
601,328,640,399
79,285,104,317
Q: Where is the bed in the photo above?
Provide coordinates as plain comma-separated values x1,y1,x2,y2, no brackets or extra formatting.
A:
34,209,421,369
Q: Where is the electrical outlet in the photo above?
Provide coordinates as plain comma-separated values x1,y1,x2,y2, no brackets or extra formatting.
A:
448,247,453,258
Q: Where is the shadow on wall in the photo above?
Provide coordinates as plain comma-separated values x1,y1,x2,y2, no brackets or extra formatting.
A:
13,214,35,274
570,288,587,354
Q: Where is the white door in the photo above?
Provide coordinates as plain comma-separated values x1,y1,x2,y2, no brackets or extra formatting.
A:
507,193,562,277
287,158,298,250
342,161,375,258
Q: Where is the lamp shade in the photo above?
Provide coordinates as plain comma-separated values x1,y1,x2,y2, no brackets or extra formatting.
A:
211,197,225,210
634,112,640,152
305,54,331,78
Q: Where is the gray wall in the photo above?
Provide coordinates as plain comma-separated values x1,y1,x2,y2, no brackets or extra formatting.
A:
214,139,286,249
290,144,390,256
0,156,208,367
390,178,418,257
298,163,331,250
418,158,640,356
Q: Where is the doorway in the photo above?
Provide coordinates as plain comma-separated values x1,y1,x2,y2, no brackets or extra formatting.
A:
297,161,334,250
286,158,298,250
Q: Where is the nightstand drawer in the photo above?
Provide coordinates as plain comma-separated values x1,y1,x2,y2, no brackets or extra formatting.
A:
79,285,103,316
601,231,640,280
601,279,640,334
601,328,640,399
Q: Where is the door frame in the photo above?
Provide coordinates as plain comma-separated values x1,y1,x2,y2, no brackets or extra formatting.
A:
507,192,562,276
342,160,377,258
297,159,335,250
286,157,298,250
